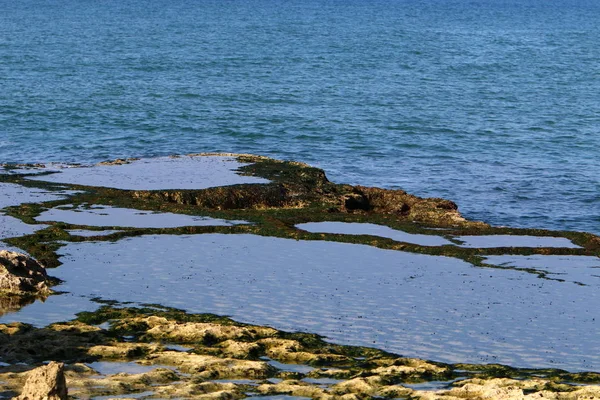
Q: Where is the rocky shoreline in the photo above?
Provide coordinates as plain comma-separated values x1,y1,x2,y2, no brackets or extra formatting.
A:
1,153,599,399
2,303,600,399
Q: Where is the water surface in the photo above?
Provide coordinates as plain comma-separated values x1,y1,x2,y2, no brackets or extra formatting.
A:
4,234,596,372
1,0,599,233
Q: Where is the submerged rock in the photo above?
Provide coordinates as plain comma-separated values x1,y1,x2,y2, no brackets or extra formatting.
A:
0,296,35,318
14,361,67,400
0,250,52,296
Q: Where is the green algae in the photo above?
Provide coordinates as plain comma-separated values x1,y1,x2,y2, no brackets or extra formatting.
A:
2,154,600,398
1,154,598,278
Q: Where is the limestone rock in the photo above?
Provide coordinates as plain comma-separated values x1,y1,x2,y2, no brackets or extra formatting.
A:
0,251,51,296
87,342,158,359
218,340,261,359
257,379,328,398
14,361,67,400
415,378,600,400
371,357,449,379
144,351,274,379
143,317,276,343
152,381,242,399
332,376,383,396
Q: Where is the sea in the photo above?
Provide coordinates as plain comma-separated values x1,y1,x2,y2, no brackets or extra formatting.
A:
1,0,599,234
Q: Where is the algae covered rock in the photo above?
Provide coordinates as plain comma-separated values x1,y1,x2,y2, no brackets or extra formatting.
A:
0,250,52,296
14,361,67,400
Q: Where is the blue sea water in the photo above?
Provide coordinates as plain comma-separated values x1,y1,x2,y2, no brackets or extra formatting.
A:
1,0,599,234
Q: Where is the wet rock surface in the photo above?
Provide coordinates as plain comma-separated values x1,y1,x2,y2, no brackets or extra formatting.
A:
13,361,67,400
0,251,53,296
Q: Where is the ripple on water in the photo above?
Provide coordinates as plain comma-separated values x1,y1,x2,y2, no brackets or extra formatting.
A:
86,361,163,376
483,255,600,286
455,235,581,249
27,155,270,190
2,234,597,372
36,204,248,228
295,222,453,247
2,1,600,234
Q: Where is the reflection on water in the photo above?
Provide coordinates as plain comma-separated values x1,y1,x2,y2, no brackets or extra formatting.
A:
295,222,453,246
0,215,44,241
484,255,600,286
260,357,314,374
0,296,36,318
28,156,270,190
37,204,248,228
295,222,581,249
86,361,161,376
0,182,71,209
1,234,595,372
456,235,581,249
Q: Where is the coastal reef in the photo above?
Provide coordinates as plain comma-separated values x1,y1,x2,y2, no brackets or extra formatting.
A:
1,305,600,399
1,153,600,399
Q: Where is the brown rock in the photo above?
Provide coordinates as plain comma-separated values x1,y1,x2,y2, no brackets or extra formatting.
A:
0,251,52,296
14,361,67,400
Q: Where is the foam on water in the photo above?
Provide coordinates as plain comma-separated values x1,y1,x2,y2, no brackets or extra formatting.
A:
4,234,597,372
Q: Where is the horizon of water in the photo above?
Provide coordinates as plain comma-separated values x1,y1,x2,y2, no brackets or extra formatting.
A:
1,0,599,234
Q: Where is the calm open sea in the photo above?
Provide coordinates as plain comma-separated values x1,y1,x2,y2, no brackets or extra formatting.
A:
1,0,599,233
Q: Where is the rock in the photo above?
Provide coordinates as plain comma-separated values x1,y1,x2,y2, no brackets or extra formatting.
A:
14,361,67,400
415,377,600,400
144,351,274,379
257,379,328,398
152,381,242,399
97,158,138,166
143,316,276,343
87,342,158,359
0,251,52,296
332,376,382,396
0,321,104,364
65,368,178,399
370,357,450,380
342,186,484,227
218,340,261,359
